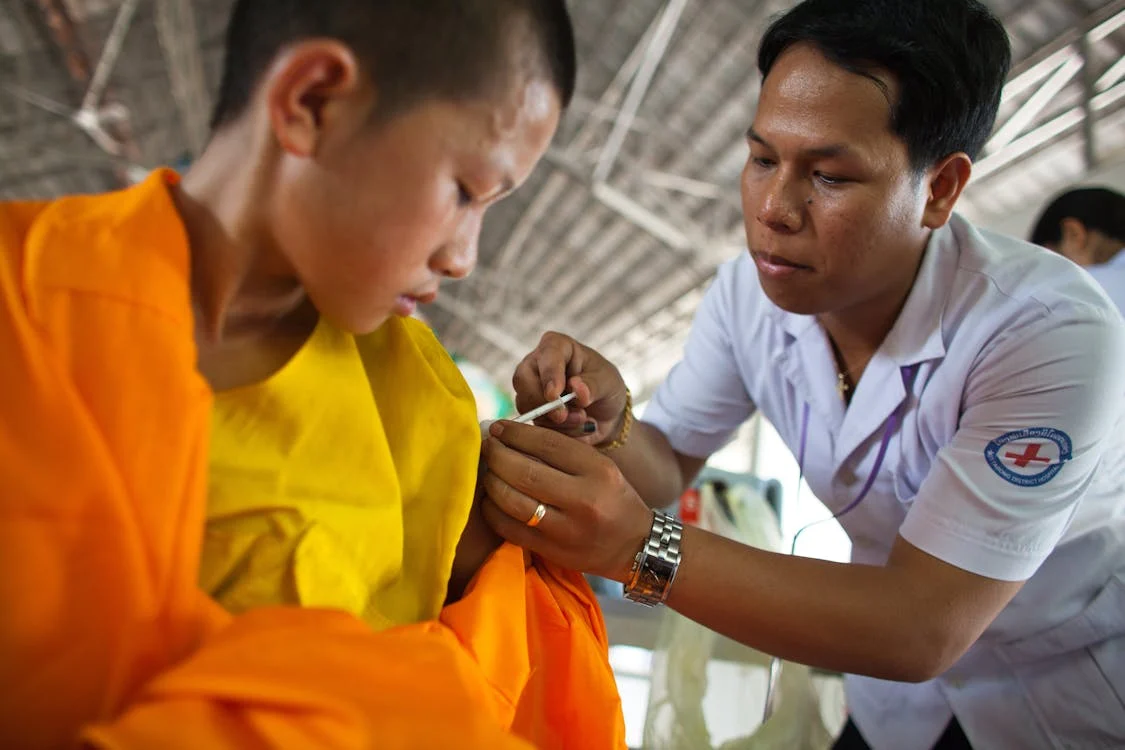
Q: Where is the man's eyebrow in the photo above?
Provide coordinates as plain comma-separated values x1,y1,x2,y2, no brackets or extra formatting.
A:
747,127,855,159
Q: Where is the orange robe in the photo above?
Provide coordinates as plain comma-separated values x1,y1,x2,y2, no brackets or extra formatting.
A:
0,171,625,749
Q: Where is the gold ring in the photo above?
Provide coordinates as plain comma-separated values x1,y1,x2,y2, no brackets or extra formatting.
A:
526,503,547,528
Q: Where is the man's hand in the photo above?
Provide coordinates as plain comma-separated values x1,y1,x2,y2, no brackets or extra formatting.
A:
512,332,630,446
480,420,653,582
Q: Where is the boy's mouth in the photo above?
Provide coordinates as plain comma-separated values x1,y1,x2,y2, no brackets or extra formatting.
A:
393,289,438,317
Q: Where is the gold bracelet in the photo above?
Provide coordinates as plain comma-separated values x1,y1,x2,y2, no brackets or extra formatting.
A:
598,388,633,452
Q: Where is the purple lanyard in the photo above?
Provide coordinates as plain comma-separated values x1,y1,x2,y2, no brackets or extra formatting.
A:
795,363,920,521
766,363,921,724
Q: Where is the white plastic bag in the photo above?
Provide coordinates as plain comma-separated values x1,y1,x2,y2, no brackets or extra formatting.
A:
642,481,835,750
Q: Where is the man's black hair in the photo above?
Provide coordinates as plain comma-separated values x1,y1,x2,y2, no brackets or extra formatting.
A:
1030,187,1125,247
210,0,576,130
758,0,1011,172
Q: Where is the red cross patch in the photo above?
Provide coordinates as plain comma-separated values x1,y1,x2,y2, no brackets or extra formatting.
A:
984,428,1072,487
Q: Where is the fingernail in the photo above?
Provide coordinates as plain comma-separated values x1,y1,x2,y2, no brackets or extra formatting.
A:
489,421,505,437
582,421,597,434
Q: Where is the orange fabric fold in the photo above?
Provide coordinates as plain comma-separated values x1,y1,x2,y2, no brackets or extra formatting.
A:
442,545,626,749
81,607,532,750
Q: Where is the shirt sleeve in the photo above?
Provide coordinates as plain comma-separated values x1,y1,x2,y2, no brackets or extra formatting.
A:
899,300,1125,581
641,257,757,458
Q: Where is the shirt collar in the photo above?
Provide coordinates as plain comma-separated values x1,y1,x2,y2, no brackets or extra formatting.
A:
877,216,962,367
1100,248,1125,270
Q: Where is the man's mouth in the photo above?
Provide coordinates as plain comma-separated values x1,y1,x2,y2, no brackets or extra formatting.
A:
752,251,813,276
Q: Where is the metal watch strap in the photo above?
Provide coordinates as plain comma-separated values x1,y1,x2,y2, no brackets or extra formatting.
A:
624,510,683,607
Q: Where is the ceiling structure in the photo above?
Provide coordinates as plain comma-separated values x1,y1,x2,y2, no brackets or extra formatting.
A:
2,0,1124,399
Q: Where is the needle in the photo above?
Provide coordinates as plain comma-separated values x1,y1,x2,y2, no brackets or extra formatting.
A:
512,392,577,424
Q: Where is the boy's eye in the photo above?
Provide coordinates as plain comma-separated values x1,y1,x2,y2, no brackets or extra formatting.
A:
457,182,474,207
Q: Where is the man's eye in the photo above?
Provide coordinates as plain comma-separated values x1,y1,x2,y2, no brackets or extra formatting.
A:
815,172,850,186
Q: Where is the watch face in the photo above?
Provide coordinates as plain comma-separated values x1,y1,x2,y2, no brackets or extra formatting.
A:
648,556,676,580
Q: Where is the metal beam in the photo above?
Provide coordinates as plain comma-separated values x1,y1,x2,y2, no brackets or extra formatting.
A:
961,79,1125,182
500,171,734,348
32,0,143,182
637,167,729,200
514,66,756,337
79,0,142,116
429,295,535,361
1096,55,1125,91
479,1,757,347
34,0,93,86
470,2,671,327
154,0,212,155
1080,33,1099,170
967,2,1125,189
1003,0,1125,83
489,1,744,326
986,53,1082,153
651,0,791,177
592,0,689,183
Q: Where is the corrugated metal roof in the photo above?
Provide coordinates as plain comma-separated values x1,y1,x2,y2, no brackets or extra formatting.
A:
2,0,1122,392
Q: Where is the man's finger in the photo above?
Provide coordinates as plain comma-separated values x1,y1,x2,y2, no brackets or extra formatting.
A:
568,369,625,412
533,332,577,403
485,421,601,480
511,356,547,412
532,408,588,430
482,437,582,511
481,498,548,552
513,366,568,424
481,471,558,529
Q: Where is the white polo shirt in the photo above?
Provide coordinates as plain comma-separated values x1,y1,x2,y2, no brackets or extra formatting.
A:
1086,249,1125,318
643,214,1125,749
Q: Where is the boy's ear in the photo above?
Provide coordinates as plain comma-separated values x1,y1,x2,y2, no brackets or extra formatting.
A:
262,40,364,157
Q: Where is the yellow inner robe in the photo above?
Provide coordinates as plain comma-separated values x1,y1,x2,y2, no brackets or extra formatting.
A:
202,315,478,631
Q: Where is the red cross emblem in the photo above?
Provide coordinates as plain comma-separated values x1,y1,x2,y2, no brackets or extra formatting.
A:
986,429,1071,487
1004,443,1053,468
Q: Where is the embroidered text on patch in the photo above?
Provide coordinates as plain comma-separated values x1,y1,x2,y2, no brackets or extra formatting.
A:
984,428,1073,487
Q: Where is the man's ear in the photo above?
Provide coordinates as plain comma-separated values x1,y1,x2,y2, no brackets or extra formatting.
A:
1058,217,1092,265
261,40,364,158
921,152,972,230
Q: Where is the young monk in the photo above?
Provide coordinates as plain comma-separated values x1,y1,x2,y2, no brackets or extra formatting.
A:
0,1,623,748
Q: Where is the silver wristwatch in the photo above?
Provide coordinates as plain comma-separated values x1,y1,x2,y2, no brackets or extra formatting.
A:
624,510,683,607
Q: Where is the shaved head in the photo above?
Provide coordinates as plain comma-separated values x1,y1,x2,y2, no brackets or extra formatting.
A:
210,0,576,130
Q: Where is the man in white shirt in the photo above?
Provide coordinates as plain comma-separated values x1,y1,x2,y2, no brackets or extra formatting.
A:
1030,186,1125,316
476,0,1125,748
